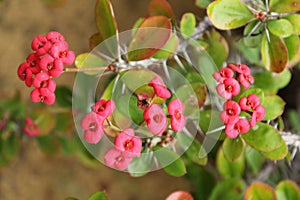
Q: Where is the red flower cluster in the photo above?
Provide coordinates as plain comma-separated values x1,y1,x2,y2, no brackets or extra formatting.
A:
17,32,75,105
214,64,265,138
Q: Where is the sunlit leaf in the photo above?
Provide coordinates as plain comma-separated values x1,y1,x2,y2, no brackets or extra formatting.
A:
262,95,285,120
261,33,288,73
242,123,283,152
269,0,300,13
209,178,246,200
276,180,300,200
222,137,244,162
285,35,300,61
88,191,108,200
207,0,254,30
202,30,229,69
267,19,294,38
148,0,175,20
128,16,172,61
180,13,196,38
75,53,108,75
245,182,276,200
284,14,300,35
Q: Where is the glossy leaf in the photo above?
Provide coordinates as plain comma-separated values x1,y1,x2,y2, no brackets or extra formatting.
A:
55,86,72,107
284,14,300,35
202,30,229,69
267,19,294,38
75,53,108,75
88,191,108,200
276,180,300,200
245,182,276,200
222,137,244,162
216,148,244,179
128,16,172,61
261,33,288,73
269,0,300,13
128,151,153,177
242,123,283,153
207,0,254,30
209,178,246,200
196,0,211,8
262,139,288,160
152,33,179,59
148,0,175,20
155,147,187,177
180,13,196,38
262,95,285,120
253,69,291,92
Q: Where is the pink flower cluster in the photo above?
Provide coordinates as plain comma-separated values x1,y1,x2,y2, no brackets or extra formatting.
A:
23,117,40,137
213,64,265,138
17,32,75,105
143,76,186,134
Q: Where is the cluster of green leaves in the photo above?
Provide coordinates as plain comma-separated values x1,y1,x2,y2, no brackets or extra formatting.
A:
207,0,300,73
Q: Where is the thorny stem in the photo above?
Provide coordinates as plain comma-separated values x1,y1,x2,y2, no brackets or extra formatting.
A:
64,66,109,72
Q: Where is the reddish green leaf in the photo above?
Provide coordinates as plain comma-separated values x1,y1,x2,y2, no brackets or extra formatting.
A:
89,32,104,50
276,180,300,200
262,95,285,120
152,33,179,59
180,13,196,38
128,16,172,61
262,139,288,160
223,137,244,162
207,0,255,30
245,182,276,200
261,33,288,73
202,30,229,69
148,0,175,20
166,191,194,200
269,0,300,13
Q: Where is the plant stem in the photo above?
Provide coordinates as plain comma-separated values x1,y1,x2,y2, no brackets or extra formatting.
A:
64,66,108,73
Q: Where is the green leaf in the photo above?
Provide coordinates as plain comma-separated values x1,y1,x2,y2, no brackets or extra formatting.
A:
199,110,212,133
152,33,179,59
284,35,300,62
241,123,283,153
216,148,244,179
128,16,172,61
207,0,255,30
116,95,144,124
262,95,285,120
222,137,244,162
245,147,265,175
261,32,288,73
234,88,264,103
148,0,175,20
3,134,20,161
284,14,300,35
196,0,211,8
75,53,108,75
88,191,108,200
242,20,263,48
180,13,196,38
269,0,300,13
155,147,187,177
89,32,104,50
128,151,153,177
262,139,288,160
253,69,291,92
209,178,246,200
55,86,72,107
267,19,294,38
245,182,276,200
276,180,300,200
36,135,60,155
189,39,209,51
203,30,229,69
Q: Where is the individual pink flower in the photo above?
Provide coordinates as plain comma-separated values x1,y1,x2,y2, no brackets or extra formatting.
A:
168,98,186,132
31,35,51,56
17,62,30,81
148,76,171,99
220,100,241,124
166,191,194,200
26,53,41,74
144,104,168,135
80,112,104,144
92,99,115,119
228,63,250,75
213,68,234,83
137,93,149,110
30,88,56,105
46,31,65,43
40,55,64,77
225,118,250,138
104,148,133,170
23,117,40,137
250,105,266,127
216,78,240,100
239,94,260,111
238,73,254,88
114,128,142,157
33,72,56,92
51,41,75,65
